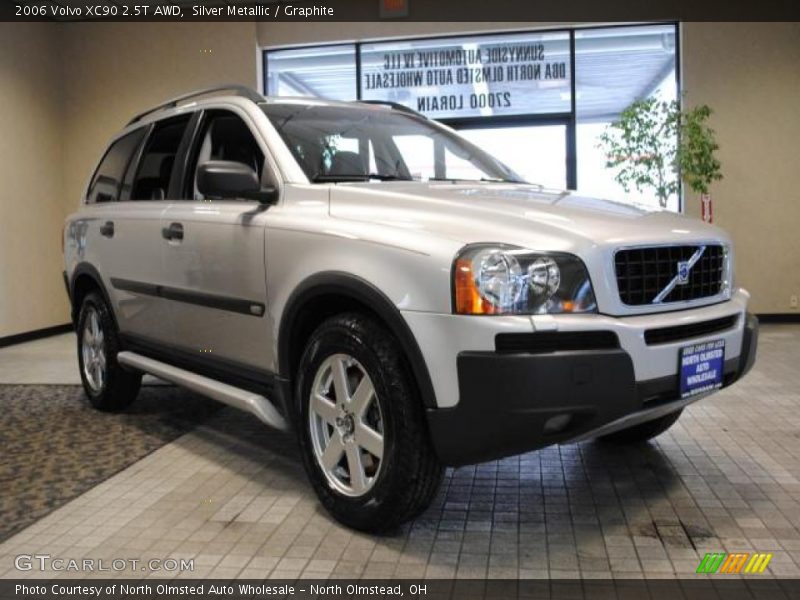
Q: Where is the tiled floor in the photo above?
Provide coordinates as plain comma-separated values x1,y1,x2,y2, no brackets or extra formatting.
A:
0,332,163,386
0,333,81,384
0,384,219,541
0,325,799,580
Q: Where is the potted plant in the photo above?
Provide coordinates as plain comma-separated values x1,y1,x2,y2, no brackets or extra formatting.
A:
598,96,722,208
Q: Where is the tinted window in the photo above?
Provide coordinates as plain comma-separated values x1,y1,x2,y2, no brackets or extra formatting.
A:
87,128,145,203
185,111,265,200
130,116,191,201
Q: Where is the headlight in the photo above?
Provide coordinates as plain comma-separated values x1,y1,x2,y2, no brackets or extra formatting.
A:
453,244,597,315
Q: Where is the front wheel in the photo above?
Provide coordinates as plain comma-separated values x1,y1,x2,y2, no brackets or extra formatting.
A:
296,313,444,532
77,291,142,411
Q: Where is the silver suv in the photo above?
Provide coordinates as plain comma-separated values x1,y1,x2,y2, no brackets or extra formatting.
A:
63,86,758,531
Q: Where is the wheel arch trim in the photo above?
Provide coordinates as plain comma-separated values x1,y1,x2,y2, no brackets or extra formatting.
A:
68,262,115,327
278,271,438,409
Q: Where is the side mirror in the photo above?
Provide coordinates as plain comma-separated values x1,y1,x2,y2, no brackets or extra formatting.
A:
196,160,278,204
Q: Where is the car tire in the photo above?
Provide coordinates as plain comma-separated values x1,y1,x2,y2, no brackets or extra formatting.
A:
599,409,683,444
77,291,141,411
295,312,444,532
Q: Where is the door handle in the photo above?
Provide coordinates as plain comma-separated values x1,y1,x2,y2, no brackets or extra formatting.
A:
99,221,114,238
162,222,184,241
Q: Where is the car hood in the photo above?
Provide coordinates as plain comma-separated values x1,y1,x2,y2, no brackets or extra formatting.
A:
328,181,731,252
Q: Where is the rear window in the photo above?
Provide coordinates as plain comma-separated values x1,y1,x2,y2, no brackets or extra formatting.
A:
87,128,145,203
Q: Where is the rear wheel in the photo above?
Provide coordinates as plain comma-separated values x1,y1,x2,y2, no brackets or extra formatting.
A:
77,291,141,410
599,409,683,444
296,313,444,532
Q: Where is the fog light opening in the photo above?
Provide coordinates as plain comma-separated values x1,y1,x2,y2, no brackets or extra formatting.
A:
543,413,573,435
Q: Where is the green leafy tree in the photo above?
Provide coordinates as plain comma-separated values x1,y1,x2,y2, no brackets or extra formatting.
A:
598,97,722,207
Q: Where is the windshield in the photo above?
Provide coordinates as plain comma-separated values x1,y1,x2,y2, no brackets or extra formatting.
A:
261,103,524,184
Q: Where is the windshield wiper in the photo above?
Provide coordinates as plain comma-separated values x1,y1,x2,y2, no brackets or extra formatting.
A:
365,173,410,181
311,173,411,183
428,176,513,183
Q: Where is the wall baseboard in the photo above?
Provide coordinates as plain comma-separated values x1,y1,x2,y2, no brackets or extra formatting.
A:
0,323,73,349
755,313,800,324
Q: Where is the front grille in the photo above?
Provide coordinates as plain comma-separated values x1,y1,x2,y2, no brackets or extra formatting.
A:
615,245,725,305
644,315,738,345
495,331,619,354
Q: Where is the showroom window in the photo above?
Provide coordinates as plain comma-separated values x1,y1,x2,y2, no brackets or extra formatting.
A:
575,24,678,211
265,44,357,101
263,23,679,209
359,32,571,119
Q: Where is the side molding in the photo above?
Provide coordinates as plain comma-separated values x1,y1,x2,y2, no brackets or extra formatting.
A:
110,277,266,317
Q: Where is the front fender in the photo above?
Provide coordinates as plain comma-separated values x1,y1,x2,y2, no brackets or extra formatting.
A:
276,271,438,409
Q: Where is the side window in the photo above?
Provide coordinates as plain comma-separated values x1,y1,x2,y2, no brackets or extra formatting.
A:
86,128,145,203
130,115,191,201
185,111,265,200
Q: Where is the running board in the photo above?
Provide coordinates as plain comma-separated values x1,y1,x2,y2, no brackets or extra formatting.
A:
117,351,288,431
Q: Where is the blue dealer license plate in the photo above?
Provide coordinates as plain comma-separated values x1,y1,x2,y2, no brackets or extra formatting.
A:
680,339,725,398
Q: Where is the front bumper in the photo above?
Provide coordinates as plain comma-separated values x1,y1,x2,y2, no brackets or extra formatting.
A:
425,312,758,466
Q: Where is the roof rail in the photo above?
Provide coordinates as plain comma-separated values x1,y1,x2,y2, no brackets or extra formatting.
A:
127,85,264,125
358,100,426,118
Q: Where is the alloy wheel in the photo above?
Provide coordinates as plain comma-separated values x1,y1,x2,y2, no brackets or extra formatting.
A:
81,307,106,392
308,353,385,497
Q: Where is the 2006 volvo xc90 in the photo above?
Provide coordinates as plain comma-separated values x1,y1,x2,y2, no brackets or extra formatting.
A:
63,86,758,531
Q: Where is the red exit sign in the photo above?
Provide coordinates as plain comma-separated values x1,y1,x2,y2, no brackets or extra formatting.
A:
380,0,409,18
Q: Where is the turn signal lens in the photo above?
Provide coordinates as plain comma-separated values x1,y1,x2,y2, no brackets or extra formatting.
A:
454,258,497,314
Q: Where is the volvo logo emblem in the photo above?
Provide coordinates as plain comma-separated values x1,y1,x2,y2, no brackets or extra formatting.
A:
652,246,706,304
677,261,691,285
